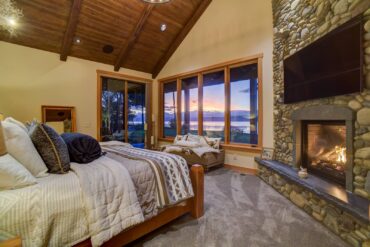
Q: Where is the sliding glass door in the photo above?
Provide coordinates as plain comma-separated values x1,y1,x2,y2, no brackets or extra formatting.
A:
128,82,146,148
101,78,125,142
99,76,150,148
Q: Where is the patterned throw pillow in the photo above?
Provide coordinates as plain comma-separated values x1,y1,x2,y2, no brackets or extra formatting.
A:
205,137,222,149
28,123,70,174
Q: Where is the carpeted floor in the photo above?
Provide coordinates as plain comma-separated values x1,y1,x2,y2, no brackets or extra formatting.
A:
130,168,349,247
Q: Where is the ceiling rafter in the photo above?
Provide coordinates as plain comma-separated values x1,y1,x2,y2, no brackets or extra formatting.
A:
151,0,212,79
114,4,154,72
60,0,83,61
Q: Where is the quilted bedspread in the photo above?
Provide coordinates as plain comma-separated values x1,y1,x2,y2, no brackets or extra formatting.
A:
71,156,144,247
105,152,158,219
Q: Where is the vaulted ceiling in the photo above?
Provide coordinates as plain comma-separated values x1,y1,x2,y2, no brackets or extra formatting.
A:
0,0,212,78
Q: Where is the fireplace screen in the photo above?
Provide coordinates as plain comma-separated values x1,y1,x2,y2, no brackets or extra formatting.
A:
302,121,346,186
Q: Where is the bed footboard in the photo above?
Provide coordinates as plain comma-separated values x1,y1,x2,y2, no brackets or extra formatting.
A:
75,164,204,247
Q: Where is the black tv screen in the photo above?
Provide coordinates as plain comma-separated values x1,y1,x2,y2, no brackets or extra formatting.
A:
283,16,363,104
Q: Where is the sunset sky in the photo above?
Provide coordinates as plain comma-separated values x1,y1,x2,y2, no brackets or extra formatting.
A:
165,79,251,113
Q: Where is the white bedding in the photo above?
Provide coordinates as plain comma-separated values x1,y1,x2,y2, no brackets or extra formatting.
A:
0,172,89,247
71,156,144,247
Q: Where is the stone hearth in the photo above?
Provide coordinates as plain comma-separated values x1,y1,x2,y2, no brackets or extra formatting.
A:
256,158,370,247
272,0,370,200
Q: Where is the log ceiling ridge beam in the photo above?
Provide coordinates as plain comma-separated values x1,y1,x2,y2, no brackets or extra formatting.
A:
114,4,155,72
151,0,212,79
60,0,83,61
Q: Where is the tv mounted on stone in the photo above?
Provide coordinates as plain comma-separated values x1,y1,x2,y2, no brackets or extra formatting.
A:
283,15,363,104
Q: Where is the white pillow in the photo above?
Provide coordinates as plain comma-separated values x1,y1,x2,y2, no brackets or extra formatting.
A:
4,117,28,133
2,121,48,177
175,140,201,148
0,154,37,190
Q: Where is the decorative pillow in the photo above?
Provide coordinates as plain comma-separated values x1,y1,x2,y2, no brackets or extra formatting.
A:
174,135,186,145
186,133,201,143
175,140,201,148
4,117,28,133
205,137,222,149
61,133,102,164
2,121,48,177
0,122,7,156
0,154,37,190
28,123,70,174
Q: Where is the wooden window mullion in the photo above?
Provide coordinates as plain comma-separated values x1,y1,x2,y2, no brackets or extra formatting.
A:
224,67,231,144
198,73,203,136
176,79,182,135
124,81,129,143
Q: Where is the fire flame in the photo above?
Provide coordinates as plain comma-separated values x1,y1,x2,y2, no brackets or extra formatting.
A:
335,146,346,164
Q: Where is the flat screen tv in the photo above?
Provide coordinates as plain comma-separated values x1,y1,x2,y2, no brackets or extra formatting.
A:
283,16,363,104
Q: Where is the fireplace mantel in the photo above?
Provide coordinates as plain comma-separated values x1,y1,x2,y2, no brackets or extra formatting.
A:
291,105,355,191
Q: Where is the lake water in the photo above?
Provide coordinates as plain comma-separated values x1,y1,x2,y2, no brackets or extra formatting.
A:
165,121,250,133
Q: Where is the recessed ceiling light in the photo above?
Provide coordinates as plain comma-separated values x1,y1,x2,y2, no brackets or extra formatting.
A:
102,45,114,54
160,23,167,32
74,37,81,44
6,18,17,27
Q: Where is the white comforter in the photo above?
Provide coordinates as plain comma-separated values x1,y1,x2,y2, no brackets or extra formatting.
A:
71,156,144,247
0,156,144,247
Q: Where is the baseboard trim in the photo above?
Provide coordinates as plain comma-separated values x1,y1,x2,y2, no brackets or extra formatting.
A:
224,164,257,175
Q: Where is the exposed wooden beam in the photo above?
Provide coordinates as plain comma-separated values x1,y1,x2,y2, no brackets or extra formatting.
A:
151,0,212,79
60,0,83,61
114,5,154,71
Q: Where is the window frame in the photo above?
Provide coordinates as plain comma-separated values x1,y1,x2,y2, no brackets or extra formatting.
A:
158,54,263,152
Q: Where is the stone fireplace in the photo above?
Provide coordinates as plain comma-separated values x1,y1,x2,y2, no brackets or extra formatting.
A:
292,105,354,191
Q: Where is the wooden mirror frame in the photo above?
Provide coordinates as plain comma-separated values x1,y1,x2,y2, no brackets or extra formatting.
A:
41,105,76,132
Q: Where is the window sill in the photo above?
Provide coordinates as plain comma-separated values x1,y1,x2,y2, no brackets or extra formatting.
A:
221,144,262,153
158,137,175,143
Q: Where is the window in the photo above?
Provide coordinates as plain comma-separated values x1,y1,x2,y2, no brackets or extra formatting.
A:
203,71,225,140
181,76,198,135
163,81,178,138
230,64,258,144
159,55,262,150
97,70,152,149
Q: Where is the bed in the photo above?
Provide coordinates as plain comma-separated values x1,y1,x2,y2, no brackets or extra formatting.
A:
0,142,204,247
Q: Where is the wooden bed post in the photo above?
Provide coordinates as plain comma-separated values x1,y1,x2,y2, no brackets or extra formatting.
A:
190,164,204,218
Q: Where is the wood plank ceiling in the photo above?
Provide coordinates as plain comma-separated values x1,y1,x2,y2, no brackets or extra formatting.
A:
0,0,212,78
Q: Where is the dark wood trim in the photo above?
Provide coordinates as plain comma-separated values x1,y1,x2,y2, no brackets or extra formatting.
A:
224,164,257,175
257,57,263,148
146,83,153,149
74,164,204,247
158,82,164,139
176,79,182,135
151,0,213,78
96,70,153,83
124,81,129,143
60,0,83,61
198,74,203,136
114,5,154,71
41,105,76,132
224,67,230,143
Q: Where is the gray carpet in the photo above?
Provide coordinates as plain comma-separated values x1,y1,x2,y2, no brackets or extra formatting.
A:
130,168,348,247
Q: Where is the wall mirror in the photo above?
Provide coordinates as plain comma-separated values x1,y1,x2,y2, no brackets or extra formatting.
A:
42,106,76,134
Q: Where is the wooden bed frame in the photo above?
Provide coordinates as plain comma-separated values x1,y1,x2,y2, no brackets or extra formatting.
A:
74,164,204,247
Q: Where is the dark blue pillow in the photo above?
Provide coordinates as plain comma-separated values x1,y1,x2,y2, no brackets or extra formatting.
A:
61,133,101,164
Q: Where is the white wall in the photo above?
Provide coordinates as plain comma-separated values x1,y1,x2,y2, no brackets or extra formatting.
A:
0,41,151,137
154,0,274,169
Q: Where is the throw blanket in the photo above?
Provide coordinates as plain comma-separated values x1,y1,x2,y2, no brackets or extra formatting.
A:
162,145,220,158
101,143,193,208
71,156,144,247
